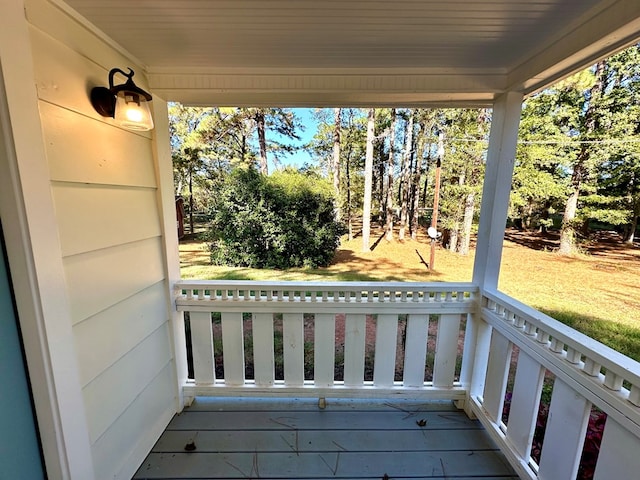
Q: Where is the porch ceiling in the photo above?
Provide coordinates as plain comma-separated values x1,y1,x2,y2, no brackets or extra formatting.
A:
61,0,640,106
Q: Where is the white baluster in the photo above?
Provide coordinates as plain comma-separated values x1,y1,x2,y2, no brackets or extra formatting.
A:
314,313,335,387
629,385,640,407
374,314,398,387
505,350,545,459
403,314,429,387
549,338,564,353
283,313,304,386
190,311,215,385
582,358,601,377
566,347,581,364
603,370,623,391
594,418,640,480
482,331,513,423
433,314,461,387
253,313,274,386
221,312,244,386
344,314,366,386
538,379,591,480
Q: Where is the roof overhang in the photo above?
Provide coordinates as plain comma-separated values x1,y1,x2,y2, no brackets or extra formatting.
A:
59,0,640,107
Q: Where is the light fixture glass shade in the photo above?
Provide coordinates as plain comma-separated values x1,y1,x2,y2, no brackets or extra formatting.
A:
113,91,154,131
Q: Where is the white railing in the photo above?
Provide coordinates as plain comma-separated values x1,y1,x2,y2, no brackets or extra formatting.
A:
175,280,477,400
174,279,640,479
469,289,640,480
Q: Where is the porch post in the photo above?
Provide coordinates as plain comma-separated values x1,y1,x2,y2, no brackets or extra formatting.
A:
151,98,189,410
472,91,524,290
462,91,523,416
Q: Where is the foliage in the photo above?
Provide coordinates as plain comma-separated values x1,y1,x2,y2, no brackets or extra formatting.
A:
510,45,640,250
208,168,344,269
512,93,569,230
437,109,490,253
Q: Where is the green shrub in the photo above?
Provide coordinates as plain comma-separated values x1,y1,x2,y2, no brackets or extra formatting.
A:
208,168,344,269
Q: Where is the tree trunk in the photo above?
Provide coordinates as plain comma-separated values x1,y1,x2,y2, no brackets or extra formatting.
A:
399,111,414,240
558,61,605,255
559,159,585,255
624,178,638,244
188,168,194,235
385,109,397,241
346,127,354,241
410,124,424,240
332,108,342,221
346,154,353,241
539,200,551,234
241,133,247,162
256,110,268,175
448,227,459,253
362,108,376,252
625,207,638,244
459,193,475,255
377,141,386,218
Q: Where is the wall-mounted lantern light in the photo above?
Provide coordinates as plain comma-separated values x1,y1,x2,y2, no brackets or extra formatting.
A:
90,67,154,131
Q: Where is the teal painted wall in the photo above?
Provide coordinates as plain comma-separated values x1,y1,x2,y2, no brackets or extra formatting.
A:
0,228,45,479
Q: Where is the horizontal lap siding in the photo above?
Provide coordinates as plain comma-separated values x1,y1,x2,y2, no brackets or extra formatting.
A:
73,281,170,387
27,2,176,478
92,364,176,479
83,324,172,443
63,237,166,323
52,182,161,257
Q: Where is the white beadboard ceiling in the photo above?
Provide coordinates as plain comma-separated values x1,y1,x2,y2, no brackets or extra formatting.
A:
60,0,640,106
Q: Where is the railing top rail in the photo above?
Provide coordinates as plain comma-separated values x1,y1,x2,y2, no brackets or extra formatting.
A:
176,279,478,292
482,288,640,387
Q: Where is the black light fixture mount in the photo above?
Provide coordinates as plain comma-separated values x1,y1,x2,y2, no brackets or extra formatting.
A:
90,67,154,131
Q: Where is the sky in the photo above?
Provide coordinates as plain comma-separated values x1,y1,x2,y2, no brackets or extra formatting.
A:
271,108,319,169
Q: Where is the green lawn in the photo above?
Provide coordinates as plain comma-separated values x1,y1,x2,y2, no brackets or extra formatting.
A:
180,228,640,361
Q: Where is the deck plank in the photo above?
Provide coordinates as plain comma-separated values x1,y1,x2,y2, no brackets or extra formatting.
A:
152,429,499,452
134,398,517,479
136,451,514,478
167,410,480,431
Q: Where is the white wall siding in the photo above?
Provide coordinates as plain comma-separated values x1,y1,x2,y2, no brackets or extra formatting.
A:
83,325,172,443
41,102,157,187
25,0,177,477
91,364,176,480
63,237,166,323
73,281,169,387
52,183,161,257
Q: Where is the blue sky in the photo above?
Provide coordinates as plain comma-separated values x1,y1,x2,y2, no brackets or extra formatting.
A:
272,108,318,168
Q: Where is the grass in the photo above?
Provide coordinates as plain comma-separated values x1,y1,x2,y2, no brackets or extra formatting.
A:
180,225,640,361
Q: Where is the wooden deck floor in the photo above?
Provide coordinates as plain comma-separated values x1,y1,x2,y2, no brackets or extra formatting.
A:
134,397,517,479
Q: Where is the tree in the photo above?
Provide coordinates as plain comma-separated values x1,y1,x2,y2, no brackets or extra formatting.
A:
557,65,607,254
362,108,376,251
332,108,342,220
511,93,568,232
249,108,303,174
398,110,415,240
385,109,397,240
437,109,489,254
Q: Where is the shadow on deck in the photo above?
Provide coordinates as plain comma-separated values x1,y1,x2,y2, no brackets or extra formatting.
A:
135,397,517,479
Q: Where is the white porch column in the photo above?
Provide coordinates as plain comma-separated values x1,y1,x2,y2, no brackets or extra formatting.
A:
472,91,524,290
462,91,523,417
151,98,189,410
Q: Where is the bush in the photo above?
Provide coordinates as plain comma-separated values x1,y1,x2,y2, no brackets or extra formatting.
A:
208,168,344,269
